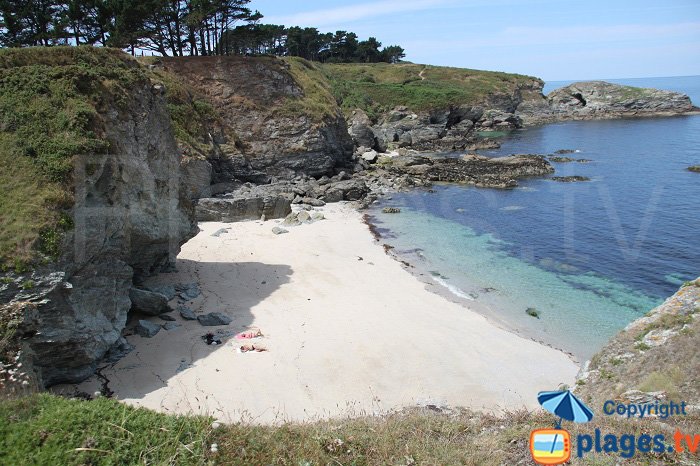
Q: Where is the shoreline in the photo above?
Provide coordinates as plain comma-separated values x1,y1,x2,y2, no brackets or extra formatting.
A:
362,211,582,364
58,203,579,424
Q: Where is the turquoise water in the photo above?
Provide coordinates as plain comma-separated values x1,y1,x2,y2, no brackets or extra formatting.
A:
370,76,700,360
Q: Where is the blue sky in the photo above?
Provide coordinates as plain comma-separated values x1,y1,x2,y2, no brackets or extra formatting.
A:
251,0,700,81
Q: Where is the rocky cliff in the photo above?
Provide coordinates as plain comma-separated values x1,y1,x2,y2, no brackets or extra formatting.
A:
576,278,700,407
0,48,196,387
517,81,697,125
154,56,354,184
324,63,545,153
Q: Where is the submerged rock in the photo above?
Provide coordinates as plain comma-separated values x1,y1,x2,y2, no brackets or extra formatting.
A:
551,176,591,182
379,153,554,189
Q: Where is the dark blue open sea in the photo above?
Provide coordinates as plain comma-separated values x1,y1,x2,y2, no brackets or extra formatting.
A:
370,76,700,359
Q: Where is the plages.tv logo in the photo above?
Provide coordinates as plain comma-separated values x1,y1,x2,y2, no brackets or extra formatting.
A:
529,390,594,465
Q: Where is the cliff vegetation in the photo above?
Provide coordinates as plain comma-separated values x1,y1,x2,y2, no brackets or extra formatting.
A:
323,62,541,119
0,47,150,269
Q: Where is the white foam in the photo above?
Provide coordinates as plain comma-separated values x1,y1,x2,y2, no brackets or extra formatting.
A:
432,276,475,301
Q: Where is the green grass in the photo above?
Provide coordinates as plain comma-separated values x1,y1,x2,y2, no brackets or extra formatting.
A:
281,57,340,121
1,393,699,465
0,47,151,267
0,394,213,465
322,62,540,119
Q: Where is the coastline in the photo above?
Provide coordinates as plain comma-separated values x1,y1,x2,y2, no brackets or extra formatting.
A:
364,210,582,364
59,203,579,424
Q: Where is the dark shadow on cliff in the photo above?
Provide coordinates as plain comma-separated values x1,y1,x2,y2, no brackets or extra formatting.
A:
98,258,293,402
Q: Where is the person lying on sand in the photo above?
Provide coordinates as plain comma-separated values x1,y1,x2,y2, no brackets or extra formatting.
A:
235,328,263,339
238,344,267,353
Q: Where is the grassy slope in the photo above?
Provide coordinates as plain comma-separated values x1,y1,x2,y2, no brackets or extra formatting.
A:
322,62,541,119
1,393,698,465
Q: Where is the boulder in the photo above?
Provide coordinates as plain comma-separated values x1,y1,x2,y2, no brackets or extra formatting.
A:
129,288,170,316
146,284,177,301
162,322,182,331
196,195,291,222
197,312,232,326
301,197,326,207
272,227,289,235
348,109,377,149
179,306,197,320
177,283,201,300
361,150,378,162
332,179,369,201
135,320,161,338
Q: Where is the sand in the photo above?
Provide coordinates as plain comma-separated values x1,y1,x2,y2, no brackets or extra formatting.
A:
67,203,579,424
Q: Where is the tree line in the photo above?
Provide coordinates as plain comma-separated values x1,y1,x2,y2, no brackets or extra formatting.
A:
0,0,406,62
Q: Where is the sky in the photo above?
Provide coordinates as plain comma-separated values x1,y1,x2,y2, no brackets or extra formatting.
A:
251,0,700,81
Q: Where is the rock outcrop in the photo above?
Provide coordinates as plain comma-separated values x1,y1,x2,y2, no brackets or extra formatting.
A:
157,56,354,183
1,51,196,387
518,81,697,125
380,153,554,188
576,279,700,407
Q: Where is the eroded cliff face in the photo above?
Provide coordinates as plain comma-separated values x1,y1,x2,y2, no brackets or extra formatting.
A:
347,78,546,153
156,56,354,183
1,54,196,387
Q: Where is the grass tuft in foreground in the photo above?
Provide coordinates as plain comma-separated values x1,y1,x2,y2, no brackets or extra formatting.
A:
1,393,699,465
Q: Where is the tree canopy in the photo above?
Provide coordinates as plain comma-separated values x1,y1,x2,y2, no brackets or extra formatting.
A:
0,1,406,62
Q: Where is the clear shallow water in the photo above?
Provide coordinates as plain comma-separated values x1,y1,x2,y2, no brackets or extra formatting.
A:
370,76,700,360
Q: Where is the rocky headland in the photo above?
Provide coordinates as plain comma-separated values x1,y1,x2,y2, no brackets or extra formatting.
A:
517,80,698,125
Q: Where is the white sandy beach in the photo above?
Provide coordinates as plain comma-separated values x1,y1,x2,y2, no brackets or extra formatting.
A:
67,203,579,424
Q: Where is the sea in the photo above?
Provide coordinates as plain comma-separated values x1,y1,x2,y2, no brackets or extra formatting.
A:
368,76,700,360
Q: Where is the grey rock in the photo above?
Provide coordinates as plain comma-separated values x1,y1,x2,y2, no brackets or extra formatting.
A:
297,211,311,223
301,197,325,207
348,109,377,149
211,228,230,237
332,179,369,201
159,313,177,321
181,158,213,199
104,337,135,363
135,320,161,338
272,226,289,235
197,312,233,326
177,283,201,300
146,284,177,301
311,212,325,221
361,150,378,162
196,194,291,222
129,288,170,316
162,322,182,331
282,212,302,226
179,306,197,320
